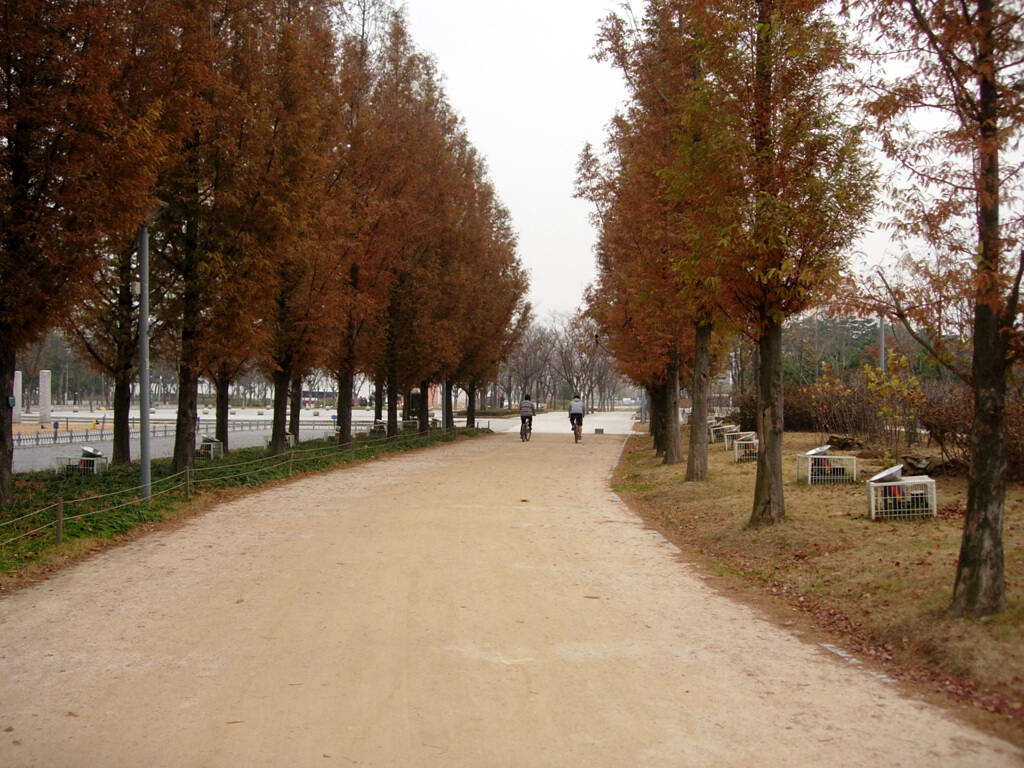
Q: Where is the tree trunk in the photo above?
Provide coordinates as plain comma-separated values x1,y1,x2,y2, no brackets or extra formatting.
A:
663,353,682,465
444,379,456,430
336,368,354,445
466,381,477,428
214,370,230,452
171,224,202,475
269,368,290,455
374,376,383,422
950,8,1006,616
952,334,1008,615
172,362,199,474
111,373,132,464
288,376,301,439
749,319,785,526
386,382,398,438
649,382,666,456
686,319,712,481
0,345,14,505
417,379,430,434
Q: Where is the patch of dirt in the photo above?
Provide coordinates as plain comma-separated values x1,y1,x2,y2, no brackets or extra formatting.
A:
0,432,1021,766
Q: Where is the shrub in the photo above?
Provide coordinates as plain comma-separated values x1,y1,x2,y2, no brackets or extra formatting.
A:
919,381,1024,480
731,384,816,433
918,381,972,469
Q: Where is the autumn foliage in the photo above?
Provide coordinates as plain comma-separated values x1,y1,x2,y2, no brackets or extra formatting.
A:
0,0,528,499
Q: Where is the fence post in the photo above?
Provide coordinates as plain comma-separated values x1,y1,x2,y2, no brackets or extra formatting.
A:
288,450,293,476
56,499,63,545
185,466,192,500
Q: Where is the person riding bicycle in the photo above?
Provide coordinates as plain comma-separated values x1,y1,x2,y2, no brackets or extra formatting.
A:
568,394,584,434
520,394,536,434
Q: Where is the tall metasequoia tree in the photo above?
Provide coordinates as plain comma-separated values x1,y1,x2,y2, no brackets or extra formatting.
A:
152,0,261,474
154,0,336,467
0,0,166,502
327,8,443,440
368,16,477,437
60,0,189,465
853,0,1024,617
449,183,530,429
322,0,392,445
256,1,343,456
577,110,692,465
584,2,741,467
707,0,874,525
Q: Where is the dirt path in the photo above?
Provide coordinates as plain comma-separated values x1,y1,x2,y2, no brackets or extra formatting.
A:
1,431,1021,767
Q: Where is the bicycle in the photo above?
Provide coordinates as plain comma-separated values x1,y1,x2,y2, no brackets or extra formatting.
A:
571,419,582,443
520,418,532,442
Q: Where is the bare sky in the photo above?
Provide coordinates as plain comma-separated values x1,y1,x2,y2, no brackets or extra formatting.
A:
401,1,631,319
401,2,901,319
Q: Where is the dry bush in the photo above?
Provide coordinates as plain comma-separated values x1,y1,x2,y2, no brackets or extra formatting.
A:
918,381,972,469
918,381,1024,480
804,370,880,439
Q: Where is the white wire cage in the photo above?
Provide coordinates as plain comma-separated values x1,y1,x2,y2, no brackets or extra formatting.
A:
196,436,224,460
55,455,109,475
733,437,758,463
866,466,936,520
724,430,756,450
710,423,738,443
796,446,857,484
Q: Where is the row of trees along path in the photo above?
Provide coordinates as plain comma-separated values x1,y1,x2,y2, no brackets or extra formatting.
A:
0,1,530,504
576,0,1024,619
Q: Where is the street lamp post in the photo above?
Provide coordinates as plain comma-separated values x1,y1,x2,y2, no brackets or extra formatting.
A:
138,221,152,500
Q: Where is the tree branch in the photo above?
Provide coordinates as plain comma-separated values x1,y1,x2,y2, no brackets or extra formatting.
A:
876,269,972,386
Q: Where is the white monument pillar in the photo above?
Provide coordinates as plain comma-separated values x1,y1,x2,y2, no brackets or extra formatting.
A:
39,369,52,424
12,370,22,423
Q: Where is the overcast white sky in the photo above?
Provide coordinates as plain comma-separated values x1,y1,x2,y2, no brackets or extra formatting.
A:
401,1,632,319
401,2,901,319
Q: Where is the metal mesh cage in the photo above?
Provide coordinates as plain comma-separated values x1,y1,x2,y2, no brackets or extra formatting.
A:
867,476,936,519
733,437,758,463
724,430,755,450
55,456,109,475
710,424,737,443
796,450,857,484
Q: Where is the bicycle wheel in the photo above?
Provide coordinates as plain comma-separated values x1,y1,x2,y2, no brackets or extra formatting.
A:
574,425,580,443
520,422,527,441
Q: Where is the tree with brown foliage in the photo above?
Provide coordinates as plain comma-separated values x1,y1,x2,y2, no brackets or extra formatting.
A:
710,0,875,525
853,0,1024,617
0,0,169,502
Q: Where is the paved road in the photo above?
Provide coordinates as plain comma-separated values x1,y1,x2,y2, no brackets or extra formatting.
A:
2,417,1018,766
13,407,636,473
12,424,331,474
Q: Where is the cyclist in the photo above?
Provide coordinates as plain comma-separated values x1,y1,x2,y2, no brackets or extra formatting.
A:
568,394,584,440
519,393,536,439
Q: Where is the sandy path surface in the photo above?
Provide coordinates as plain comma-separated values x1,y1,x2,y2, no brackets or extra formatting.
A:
1,430,1021,767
